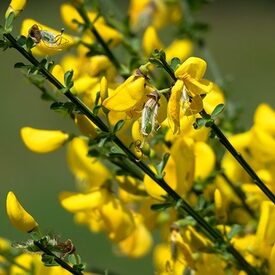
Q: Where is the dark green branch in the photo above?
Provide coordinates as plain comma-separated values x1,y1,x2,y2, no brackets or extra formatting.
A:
33,241,84,275
3,32,259,275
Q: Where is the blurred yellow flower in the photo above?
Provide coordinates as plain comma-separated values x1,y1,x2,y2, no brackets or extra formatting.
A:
20,127,69,153
6,191,38,233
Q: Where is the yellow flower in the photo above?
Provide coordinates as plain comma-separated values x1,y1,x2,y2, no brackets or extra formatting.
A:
144,137,194,200
21,19,74,56
142,26,164,56
74,114,97,138
203,83,225,114
67,137,111,188
103,72,147,112
5,0,27,18
117,214,152,258
6,191,38,233
20,127,69,153
168,57,212,134
100,196,135,242
59,188,109,213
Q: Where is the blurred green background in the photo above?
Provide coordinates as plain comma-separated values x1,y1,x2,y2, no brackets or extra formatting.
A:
0,0,274,274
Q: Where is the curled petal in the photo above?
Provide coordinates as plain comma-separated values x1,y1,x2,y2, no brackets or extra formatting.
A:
59,189,109,213
185,79,213,95
20,127,69,153
167,80,184,134
103,75,147,112
175,57,207,80
6,192,38,233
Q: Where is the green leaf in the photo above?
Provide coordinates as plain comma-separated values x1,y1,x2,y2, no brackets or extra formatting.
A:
25,37,34,51
4,12,15,33
64,70,74,89
170,57,181,71
113,120,125,133
41,254,58,267
14,62,26,69
151,202,172,211
211,103,225,118
193,117,206,129
88,148,100,157
16,35,27,46
155,153,170,178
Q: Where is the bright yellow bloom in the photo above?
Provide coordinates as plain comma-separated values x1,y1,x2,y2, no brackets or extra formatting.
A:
103,72,147,112
59,188,109,213
21,19,74,56
67,137,111,188
203,83,225,114
5,0,27,18
168,57,212,134
254,103,275,134
100,196,135,242
74,114,97,138
117,214,152,258
6,191,38,233
20,127,69,153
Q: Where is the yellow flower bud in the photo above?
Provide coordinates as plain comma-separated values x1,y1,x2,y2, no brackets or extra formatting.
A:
5,0,27,18
165,39,193,62
6,192,38,233
20,127,69,153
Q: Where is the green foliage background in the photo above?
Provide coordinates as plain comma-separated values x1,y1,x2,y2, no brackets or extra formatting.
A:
0,0,274,274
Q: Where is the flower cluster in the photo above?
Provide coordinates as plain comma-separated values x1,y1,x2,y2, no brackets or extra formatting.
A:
1,0,275,274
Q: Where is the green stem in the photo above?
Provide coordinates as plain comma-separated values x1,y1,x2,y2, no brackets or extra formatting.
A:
74,5,122,71
220,171,256,219
33,241,84,275
3,32,259,275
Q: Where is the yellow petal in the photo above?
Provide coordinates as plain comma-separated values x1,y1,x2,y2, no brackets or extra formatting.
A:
74,114,97,138
59,189,109,213
21,19,75,56
214,188,227,222
254,103,275,134
20,127,69,153
185,79,213,95
167,80,184,134
51,64,65,85
6,192,38,233
184,94,203,116
67,137,110,188
175,57,207,80
100,196,135,242
142,26,163,56
194,142,215,180
203,83,225,114
5,0,27,18
165,39,193,62
103,75,147,112
117,215,152,258
72,75,98,95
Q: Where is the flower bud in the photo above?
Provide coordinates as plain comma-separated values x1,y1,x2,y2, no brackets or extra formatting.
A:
5,0,27,18
6,191,38,233
20,127,69,153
